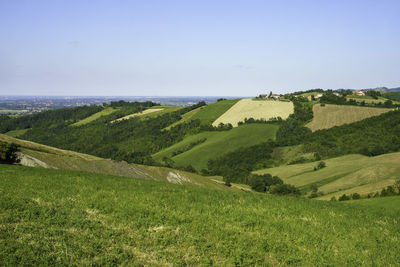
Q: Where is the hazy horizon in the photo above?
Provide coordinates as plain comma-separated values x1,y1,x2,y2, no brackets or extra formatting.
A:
1,0,399,96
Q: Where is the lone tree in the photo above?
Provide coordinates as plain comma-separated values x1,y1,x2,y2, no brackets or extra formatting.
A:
0,141,20,164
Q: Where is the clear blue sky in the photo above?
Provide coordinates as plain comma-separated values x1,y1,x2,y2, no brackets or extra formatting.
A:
1,0,399,96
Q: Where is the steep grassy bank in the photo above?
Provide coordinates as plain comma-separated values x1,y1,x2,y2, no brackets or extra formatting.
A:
0,134,228,190
1,165,399,265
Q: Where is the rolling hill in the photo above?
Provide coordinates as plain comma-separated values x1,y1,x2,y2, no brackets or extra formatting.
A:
306,104,393,131
153,123,279,170
212,99,294,127
253,152,400,199
1,164,399,265
0,134,233,191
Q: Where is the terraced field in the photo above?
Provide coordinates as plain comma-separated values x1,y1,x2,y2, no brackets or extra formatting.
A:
253,152,400,199
190,99,240,124
306,104,393,131
71,107,118,126
212,99,294,127
153,124,278,170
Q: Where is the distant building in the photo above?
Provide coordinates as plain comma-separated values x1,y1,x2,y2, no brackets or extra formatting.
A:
314,94,323,99
307,95,312,101
333,92,341,97
270,94,281,100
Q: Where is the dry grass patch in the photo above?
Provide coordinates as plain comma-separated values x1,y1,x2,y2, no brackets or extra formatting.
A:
112,108,164,122
306,104,393,132
212,99,293,127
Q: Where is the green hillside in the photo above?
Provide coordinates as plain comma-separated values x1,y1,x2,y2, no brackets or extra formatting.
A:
306,104,392,132
153,124,278,170
1,164,399,265
4,129,28,138
0,134,230,191
164,106,202,130
71,107,118,126
189,99,240,124
254,153,400,199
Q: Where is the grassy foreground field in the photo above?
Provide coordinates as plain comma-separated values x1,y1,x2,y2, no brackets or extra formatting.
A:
212,99,294,127
153,124,278,170
254,153,400,199
1,164,399,265
306,104,392,131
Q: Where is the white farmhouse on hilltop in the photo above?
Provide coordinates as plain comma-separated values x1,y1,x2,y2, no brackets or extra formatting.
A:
270,94,281,100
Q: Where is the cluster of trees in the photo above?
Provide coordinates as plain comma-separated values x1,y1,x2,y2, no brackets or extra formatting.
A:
383,92,400,102
320,91,399,108
206,141,275,183
304,110,400,157
249,174,283,192
308,185,324,198
275,101,313,146
0,141,20,164
237,117,283,126
289,88,324,96
331,180,400,201
0,105,103,133
365,90,381,99
248,173,300,195
12,101,211,165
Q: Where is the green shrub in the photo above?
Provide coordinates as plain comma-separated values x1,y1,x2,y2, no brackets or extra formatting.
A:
338,194,350,201
0,141,20,164
249,174,283,192
269,184,300,196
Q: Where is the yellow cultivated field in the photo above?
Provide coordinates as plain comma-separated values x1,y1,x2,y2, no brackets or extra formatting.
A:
212,99,294,127
306,104,393,132
112,108,164,122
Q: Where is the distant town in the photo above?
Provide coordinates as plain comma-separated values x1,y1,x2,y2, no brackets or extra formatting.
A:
0,96,241,115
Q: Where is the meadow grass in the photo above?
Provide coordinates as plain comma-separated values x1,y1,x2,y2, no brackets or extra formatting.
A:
71,107,118,126
140,106,181,119
306,104,392,131
4,129,29,138
190,99,240,124
153,124,278,170
254,152,400,199
212,99,294,127
0,164,399,266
